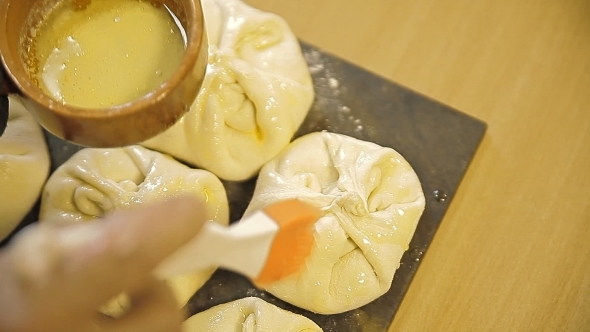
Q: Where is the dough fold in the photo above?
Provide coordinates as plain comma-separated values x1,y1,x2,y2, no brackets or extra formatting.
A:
183,297,323,331
0,96,50,241
142,0,314,181
40,145,229,316
243,132,426,314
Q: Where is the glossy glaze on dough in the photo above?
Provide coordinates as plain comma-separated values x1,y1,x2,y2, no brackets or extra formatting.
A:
182,297,323,331
0,96,50,241
142,0,314,181
243,132,426,314
39,145,229,316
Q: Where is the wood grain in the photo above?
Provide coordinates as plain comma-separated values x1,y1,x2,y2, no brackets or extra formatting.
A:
245,0,590,330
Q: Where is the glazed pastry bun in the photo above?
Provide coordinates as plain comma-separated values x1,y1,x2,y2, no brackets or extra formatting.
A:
183,297,323,331
142,0,314,181
243,132,426,314
39,145,229,317
0,96,50,241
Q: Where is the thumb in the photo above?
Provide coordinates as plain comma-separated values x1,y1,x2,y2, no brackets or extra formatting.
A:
6,196,209,326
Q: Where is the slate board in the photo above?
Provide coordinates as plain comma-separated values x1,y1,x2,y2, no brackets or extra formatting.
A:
2,42,487,331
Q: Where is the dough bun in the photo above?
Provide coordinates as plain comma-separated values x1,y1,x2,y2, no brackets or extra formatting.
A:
183,297,323,331
0,96,50,241
243,132,426,314
39,145,230,316
142,0,314,181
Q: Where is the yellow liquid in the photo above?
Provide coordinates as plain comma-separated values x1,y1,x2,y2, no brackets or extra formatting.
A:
32,0,186,109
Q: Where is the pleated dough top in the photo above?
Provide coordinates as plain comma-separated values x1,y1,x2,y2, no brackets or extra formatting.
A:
183,297,323,331
142,0,314,181
243,132,426,314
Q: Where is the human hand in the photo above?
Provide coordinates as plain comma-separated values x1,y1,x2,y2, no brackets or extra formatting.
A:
0,196,207,332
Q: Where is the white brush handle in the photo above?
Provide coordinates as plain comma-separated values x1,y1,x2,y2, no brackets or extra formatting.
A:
153,210,279,280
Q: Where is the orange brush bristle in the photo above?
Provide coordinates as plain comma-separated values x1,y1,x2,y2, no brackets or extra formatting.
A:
254,200,321,286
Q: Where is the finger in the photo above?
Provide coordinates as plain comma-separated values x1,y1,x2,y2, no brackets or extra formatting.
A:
0,224,100,331
96,278,183,332
7,196,209,322
64,195,209,309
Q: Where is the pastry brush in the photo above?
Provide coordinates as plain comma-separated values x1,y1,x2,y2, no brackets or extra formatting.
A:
154,199,320,286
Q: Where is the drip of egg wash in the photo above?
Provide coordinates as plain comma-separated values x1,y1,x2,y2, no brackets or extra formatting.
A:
31,0,186,109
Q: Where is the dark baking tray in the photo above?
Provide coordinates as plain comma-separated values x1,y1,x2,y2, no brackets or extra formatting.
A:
2,42,487,331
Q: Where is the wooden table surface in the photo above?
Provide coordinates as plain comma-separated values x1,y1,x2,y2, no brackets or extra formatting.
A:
247,0,590,331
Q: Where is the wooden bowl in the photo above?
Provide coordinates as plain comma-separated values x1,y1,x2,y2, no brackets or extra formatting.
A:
0,0,207,147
